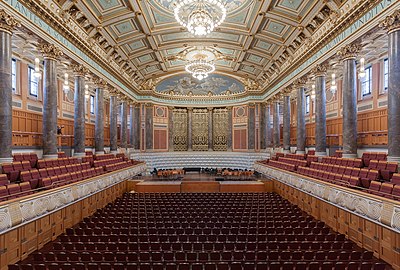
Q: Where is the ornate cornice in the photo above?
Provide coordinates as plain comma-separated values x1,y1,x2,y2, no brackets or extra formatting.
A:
379,9,400,34
39,43,63,60
337,43,361,61
72,64,88,77
0,9,20,34
311,64,328,77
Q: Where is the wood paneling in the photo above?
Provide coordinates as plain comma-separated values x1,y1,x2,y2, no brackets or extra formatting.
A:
0,182,126,270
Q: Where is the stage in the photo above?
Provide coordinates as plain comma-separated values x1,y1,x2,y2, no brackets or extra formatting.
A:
128,173,272,193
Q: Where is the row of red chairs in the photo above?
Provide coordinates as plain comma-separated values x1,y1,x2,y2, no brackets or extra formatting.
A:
285,153,306,160
367,160,398,180
277,157,307,168
36,157,79,169
367,181,400,199
297,166,361,188
321,157,363,168
39,167,105,189
362,152,387,166
0,182,33,201
104,161,134,172
93,157,124,168
309,162,379,187
13,152,38,167
94,154,115,161
2,161,32,182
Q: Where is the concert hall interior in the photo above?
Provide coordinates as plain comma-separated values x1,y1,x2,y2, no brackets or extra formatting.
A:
0,0,400,269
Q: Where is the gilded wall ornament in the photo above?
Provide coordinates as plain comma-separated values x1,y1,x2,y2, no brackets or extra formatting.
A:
337,44,361,60
311,64,328,77
379,9,400,33
40,43,63,60
0,9,20,34
72,64,89,76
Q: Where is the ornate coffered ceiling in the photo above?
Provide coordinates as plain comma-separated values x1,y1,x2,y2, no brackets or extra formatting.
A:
54,0,344,93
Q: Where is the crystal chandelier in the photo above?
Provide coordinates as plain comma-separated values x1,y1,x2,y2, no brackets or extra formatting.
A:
185,59,215,80
174,0,226,36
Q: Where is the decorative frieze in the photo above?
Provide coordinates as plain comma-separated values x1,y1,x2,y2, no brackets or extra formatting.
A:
337,43,361,60
0,9,20,34
39,43,63,60
379,9,400,34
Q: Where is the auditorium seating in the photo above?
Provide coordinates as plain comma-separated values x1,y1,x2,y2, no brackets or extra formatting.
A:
10,192,387,270
13,153,38,167
0,153,143,202
261,152,400,200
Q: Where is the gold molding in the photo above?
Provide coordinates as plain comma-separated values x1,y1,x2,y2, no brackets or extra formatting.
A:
0,9,20,34
39,43,63,61
379,9,400,34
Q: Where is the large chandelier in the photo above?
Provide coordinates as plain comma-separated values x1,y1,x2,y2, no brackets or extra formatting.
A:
174,0,227,36
185,50,215,80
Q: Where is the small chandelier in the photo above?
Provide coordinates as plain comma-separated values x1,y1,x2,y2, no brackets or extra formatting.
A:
174,0,226,36
63,73,70,95
185,51,215,80
358,58,366,78
311,84,316,100
33,58,41,78
330,73,337,95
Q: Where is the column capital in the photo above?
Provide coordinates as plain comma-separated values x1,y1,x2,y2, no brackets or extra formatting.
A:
293,76,307,87
379,9,400,34
207,107,214,112
93,77,107,88
337,43,361,60
0,9,20,34
108,88,119,96
39,43,63,60
311,63,328,77
72,64,88,76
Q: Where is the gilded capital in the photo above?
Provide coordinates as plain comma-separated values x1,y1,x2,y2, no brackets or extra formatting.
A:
108,88,119,96
294,76,307,87
311,64,328,77
337,43,361,60
40,43,63,60
72,64,88,76
93,77,107,88
379,10,400,34
0,9,20,34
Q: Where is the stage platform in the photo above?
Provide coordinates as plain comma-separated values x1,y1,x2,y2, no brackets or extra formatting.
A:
130,175,272,193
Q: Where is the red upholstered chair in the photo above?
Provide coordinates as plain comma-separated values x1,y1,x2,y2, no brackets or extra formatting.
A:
376,152,387,161
7,183,21,199
369,160,378,169
380,183,394,198
0,186,9,201
367,181,382,196
353,159,363,168
381,162,398,181
13,153,23,162
392,173,400,185
19,182,33,196
2,163,19,182
21,160,31,170
392,185,400,200
0,174,9,186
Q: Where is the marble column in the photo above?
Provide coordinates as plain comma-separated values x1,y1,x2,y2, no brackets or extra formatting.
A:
0,11,19,163
282,95,291,153
40,44,63,159
380,11,400,162
188,108,193,151
227,107,233,151
295,78,307,154
72,65,88,157
129,104,135,148
168,107,174,151
338,44,360,158
109,92,118,154
145,105,153,150
208,108,213,151
273,101,280,148
265,104,273,148
248,105,255,150
94,78,106,154
312,64,328,156
120,100,128,148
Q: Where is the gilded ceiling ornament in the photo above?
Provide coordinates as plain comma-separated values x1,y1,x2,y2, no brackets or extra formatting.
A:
140,78,157,91
337,43,361,60
72,64,88,76
311,64,328,77
0,9,21,34
329,11,339,24
40,43,63,60
242,78,260,91
379,10,400,33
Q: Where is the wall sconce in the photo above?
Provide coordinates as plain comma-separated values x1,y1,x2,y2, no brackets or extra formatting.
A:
85,84,90,99
33,58,41,78
330,73,337,95
311,84,316,100
358,58,366,78
63,73,70,95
